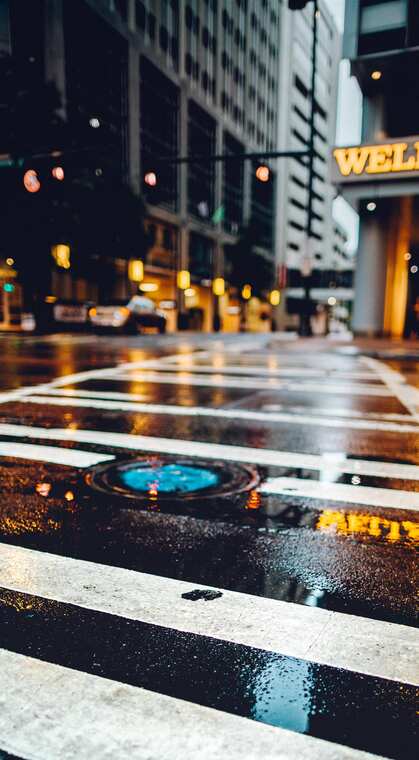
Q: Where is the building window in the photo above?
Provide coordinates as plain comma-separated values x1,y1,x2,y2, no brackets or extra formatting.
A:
140,57,179,211
148,13,156,40
136,0,146,30
159,25,169,52
187,101,216,219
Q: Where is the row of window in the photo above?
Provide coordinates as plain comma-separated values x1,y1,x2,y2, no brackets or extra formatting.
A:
250,9,277,30
185,54,216,96
287,269,354,288
221,53,246,87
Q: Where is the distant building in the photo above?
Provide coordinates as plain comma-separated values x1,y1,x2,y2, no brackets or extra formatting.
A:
275,0,343,327
334,0,419,337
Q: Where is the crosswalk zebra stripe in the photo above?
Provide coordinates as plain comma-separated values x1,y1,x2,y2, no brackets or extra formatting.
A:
260,477,419,510
115,371,394,396
22,389,414,423
0,543,416,685
1,423,418,481
0,649,386,760
19,393,419,434
361,357,419,420
130,362,380,380
0,442,114,468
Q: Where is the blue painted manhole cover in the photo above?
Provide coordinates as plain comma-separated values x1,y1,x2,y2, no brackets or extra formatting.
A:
120,463,220,494
86,457,260,501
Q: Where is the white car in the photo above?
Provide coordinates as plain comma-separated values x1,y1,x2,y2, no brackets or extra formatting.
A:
89,296,167,333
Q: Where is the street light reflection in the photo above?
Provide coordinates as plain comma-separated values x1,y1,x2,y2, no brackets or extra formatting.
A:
35,482,52,497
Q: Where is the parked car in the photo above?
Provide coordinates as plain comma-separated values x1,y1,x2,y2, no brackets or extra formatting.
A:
88,296,167,334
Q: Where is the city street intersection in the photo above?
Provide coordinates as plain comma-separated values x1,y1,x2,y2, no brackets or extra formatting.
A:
0,332,417,759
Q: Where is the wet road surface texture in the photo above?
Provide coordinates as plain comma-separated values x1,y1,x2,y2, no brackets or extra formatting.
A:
0,332,418,760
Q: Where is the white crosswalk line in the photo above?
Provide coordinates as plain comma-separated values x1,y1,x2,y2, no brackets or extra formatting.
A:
115,370,394,396
0,648,385,760
131,361,379,380
20,391,419,434
260,477,419,510
0,441,114,467
1,423,418,481
0,543,416,685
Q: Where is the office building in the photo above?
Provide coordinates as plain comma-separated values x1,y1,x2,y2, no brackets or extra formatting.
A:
333,0,419,337
275,0,344,328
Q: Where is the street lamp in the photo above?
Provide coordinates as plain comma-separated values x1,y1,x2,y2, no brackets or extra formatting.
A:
128,259,144,284
212,277,225,332
177,270,191,290
269,289,281,306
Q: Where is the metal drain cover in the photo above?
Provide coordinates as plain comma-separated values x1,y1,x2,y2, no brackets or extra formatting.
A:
87,457,260,501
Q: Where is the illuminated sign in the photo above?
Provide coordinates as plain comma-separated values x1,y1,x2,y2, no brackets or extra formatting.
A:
332,137,419,183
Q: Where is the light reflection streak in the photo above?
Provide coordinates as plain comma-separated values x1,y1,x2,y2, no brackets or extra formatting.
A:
317,510,419,546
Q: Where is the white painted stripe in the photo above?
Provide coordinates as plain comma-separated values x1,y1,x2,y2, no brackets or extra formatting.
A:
0,649,384,760
135,362,379,381
22,392,419,434
0,351,203,405
0,441,114,468
1,423,418,481
260,477,419,511
362,356,419,421
27,389,413,423
261,405,412,423
115,371,393,396
0,543,417,685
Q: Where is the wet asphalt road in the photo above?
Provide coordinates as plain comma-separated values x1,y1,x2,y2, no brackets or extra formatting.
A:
0,331,417,760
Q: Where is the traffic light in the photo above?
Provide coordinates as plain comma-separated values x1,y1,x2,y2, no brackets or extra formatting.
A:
23,169,41,193
144,171,157,187
255,165,270,182
288,0,310,9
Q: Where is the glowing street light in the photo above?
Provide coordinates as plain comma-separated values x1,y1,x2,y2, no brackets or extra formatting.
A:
269,289,281,306
51,244,70,269
212,277,225,296
128,259,144,283
241,284,252,300
177,270,191,290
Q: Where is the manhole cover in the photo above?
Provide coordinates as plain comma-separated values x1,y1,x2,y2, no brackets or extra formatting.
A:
86,457,260,501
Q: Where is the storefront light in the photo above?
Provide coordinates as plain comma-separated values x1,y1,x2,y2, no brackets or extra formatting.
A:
184,288,196,297
140,282,159,292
